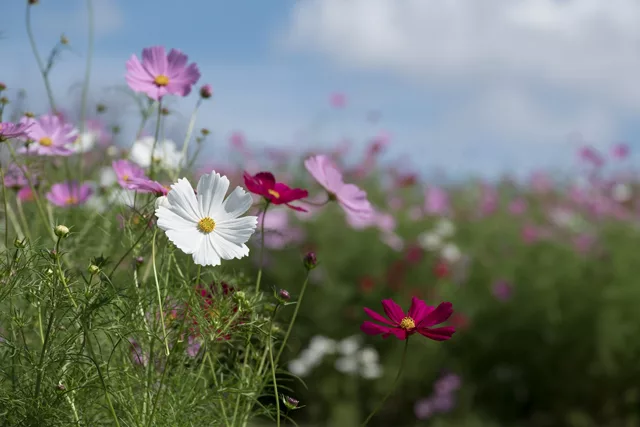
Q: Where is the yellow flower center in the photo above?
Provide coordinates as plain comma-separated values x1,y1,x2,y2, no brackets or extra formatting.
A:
197,217,216,234
122,174,130,182
39,137,53,147
399,317,416,331
154,74,170,86
65,196,78,205
268,189,280,198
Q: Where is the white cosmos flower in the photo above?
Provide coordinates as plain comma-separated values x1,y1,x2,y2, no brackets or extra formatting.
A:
155,171,258,267
69,132,97,153
130,136,183,169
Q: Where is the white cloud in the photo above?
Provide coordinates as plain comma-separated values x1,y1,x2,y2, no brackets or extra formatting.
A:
284,0,640,107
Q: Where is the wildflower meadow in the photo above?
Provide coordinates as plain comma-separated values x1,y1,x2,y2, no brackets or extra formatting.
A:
2,2,640,427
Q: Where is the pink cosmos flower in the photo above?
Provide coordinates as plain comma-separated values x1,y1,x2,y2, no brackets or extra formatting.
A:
243,171,308,211
20,114,77,156
46,181,93,207
112,159,146,189
330,92,346,108
579,146,604,168
127,176,169,196
425,186,449,215
361,297,455,341
304,154,373,223
3,164,33,188
611,143,629,160
126,46,201,101
508,199,527,215
492,280,512,301
0,121,33,140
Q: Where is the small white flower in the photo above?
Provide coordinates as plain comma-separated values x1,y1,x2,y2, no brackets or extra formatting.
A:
441,243,462,263
361,363,383,379
99,167,117,187
335,356,359,374
308,336,337,355
130,136,183,169
612,183,632,203
106,145,119,157
418,232,442,251
358,347,379,365
155,171,258,267
337,336,361,356
434,218,455,238
69,132,97,153
288,360,310,377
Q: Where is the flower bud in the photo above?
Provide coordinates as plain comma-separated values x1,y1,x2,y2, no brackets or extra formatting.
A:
0,97,9,106
13,237,27,249
283,396,299,410
28,0,39,5
199,84,213,99
135,256,144,266
24,111,35,118
201,128,210,136
96,103,107,113
60,34,69,45
0,82,6,91
303,252,317,271
88,264,100,275
54,225,70,238
161,107,170,116
277,289,291,302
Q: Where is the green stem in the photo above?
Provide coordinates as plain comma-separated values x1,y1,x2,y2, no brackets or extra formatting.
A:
360,339,409,426
207,352,232,427
151,228,170,355
254,202,269,293
174,98,202,180
148,99,163,179
34,302,55,404
1,168,9,248
275,273,309,364
26,4,56,112
55,236,77,309
268,305,282,427
78,0,94,182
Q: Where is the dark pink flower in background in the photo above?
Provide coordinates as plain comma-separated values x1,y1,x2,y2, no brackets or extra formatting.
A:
229,131,246,151
361,297,455,341
46,181,93,207
0,121,33,140
492,280,512,302
17,186,35,202
20,114,77,156
126,46,201,101
127,176,169,196
330,92,346,108
611,143,629,160
579,145,604,168
508,199,527,215
243,171,308,211
112,159,146,189
305,154,374,223
424,186,449,215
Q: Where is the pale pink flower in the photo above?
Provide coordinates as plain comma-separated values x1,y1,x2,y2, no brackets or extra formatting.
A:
611,143,629,160
258,208,304,250
508,199,527,215
424,186,449,215
330,92,346,108
46,181,93,207
304,154,374,224
20,114,77,156
112,159,146,189
126,46,201,101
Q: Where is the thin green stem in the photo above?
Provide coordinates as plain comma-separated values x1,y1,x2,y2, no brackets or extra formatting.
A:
152,228,170,355
55,237,77,309
149,99,163,179
207,352,232,427
78,0,94,182
174,98,202,180
255,202,269,293
360,338,410,426
34,302,55,404
275,273,309,364
268,305,282,427
26,4,56,112
1,168,9,248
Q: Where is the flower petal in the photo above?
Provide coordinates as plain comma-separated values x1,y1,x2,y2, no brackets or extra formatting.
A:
214,216,257,245
417,302,454,328
381,299,405,324
417,326,455,341
197,171,229,218
219,186,253,220
165,227,202,255
408,297,434,324
167,178,201,223
192,235,221,266
360,321,395,337
363,307,394,325
210,232,250,260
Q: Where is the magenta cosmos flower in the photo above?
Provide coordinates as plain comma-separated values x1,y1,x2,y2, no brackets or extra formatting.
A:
112,159,146,189
304,155,373,222
361,297,455,341
243,171,308,211
46,181,93,207
20,114,77,156
0,121,33,141
126,46,201,101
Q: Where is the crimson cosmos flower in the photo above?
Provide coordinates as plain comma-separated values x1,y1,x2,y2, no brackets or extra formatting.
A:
361,297,455,341
243,171,308,211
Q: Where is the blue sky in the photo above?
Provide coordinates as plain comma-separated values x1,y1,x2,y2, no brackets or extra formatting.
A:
1,0,639,179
